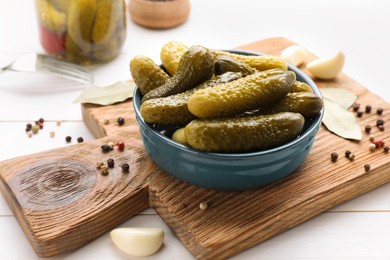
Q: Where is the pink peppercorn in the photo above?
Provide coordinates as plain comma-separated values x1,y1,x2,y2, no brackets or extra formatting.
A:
117,141,125,151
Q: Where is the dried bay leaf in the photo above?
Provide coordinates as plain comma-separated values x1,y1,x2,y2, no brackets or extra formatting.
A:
320,88,357,109
74,81,136,105
322,99,362,140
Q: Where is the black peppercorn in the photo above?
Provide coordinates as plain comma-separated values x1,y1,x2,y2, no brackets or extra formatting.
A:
25,123,32,132
39,118,44,123
364,164,371,172
357,111,363,117
330,152,338,162
121,163,130,173
107,158,115,168
378,125,385,131
77,137,84,143
65,136,72,143
384,146,389,153
377,107,383,115
345,150,351,158
365,105,372,113
376,119,384,126
352,103,360,112
365,125,371,133
117,116,125,126
101,144,111,153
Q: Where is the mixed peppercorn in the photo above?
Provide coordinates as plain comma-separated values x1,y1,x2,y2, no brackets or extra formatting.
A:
330,103,388,172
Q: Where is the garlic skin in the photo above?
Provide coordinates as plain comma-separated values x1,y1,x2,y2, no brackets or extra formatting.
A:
110,228,164,257
306,51,345,79
280,45,309,67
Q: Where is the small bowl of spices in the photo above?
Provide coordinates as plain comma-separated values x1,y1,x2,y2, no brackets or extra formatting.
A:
128,0,191,29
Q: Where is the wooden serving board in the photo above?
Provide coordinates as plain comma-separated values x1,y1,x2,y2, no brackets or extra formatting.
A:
1,37,389,259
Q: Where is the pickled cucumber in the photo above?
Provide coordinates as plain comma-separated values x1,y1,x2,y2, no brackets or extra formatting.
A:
51,0,71,12
215,55,256,76
188,71,296,119
160,41,189,76
292,81,313,93
249,92,324,118
213,50,288,71
140,72,242,125
92,0,121,43
142,45,214,102
185,112,305,152
67,0,97,45
130,56,170,95
35,0,66,33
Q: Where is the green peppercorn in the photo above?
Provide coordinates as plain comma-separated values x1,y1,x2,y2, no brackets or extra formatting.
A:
96,162,104,169
32,125,40,134
101,165,109,175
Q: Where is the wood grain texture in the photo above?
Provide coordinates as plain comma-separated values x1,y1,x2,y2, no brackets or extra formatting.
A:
0,37,389,259
0,133,155,257
147,37,390,259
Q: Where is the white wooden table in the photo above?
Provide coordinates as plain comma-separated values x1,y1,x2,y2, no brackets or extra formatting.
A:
1,0,390,259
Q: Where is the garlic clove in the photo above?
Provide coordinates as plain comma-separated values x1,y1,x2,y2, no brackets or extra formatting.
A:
280,45,309,67
110,227,164,257
306,51,345,79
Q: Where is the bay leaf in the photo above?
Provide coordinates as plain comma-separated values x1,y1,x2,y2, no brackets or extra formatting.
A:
322,99,362,140
74,81,136,105
320,88,357,109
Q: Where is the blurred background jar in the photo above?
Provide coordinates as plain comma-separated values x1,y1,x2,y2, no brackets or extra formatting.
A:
34,0,127,65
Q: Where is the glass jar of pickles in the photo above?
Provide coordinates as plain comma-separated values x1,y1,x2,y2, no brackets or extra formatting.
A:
34,0,126,64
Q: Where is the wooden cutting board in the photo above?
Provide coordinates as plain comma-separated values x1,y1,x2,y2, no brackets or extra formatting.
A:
0,37,389,259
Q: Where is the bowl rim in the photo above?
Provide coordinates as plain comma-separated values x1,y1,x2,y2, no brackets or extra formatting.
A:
133,49,324,159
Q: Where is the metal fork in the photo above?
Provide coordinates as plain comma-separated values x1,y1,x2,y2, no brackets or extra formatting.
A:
0,53,94,84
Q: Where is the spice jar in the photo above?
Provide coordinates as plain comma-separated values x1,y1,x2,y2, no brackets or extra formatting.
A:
34,0,127,64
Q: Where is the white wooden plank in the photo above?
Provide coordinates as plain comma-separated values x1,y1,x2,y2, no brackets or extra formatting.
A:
0,122,94,162
1,212,390,260
232,212,390,260
0,211,193,260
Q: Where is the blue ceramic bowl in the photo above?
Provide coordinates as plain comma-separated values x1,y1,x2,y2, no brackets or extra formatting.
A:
133,50,324,191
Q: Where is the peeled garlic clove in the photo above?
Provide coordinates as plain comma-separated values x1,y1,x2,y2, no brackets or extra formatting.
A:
110,227,164,257
306,51,345,79
280,45,309,67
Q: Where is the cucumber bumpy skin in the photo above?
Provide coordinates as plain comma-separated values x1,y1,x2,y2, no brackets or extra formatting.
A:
140,72,242,125
188,71,296,119
248,92,324,119
142,45,214,103
212,50,288,71
130,55,170,95
292,81,313,93
185,112,305,152
214,55,256,76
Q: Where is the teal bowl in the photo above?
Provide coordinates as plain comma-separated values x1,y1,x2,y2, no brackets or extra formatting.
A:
133,50,324,191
